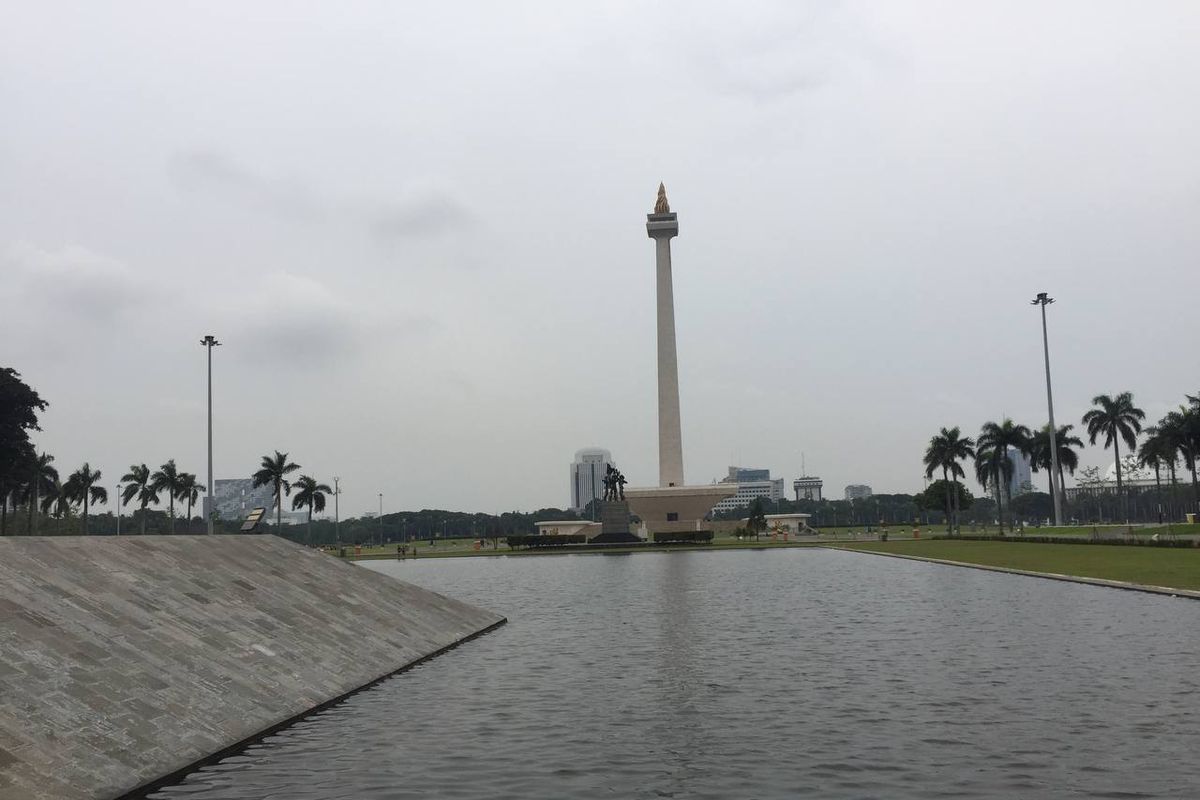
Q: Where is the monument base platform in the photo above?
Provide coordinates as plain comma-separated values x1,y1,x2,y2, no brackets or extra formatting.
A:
591,500,642,543
625,484,738,536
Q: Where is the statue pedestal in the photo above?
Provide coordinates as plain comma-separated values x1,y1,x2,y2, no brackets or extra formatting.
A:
590,501,641,544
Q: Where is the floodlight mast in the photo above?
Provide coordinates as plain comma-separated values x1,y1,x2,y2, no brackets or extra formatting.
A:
1031,294,1063,527
201,335,221,534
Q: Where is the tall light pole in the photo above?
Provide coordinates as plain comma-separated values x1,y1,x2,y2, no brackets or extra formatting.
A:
115,484,121,536
378,492,383,546
333,477,341,542
200,335,221,534
1031,293,1063,527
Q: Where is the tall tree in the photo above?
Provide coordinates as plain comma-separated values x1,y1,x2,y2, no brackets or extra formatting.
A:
65,463,107,534
1160,406,1199,513
151,460,186,534
0,368,48,536
1138,428,1176,524
291,475,332,543
1029,424,1083,498
746,497,767,541
178,472,204,533
120,463,159,534
1082,392,1145,519
977,419,1031,532
252,451,301,531
40,475,70,521
19,452,58,534
923,427,975,535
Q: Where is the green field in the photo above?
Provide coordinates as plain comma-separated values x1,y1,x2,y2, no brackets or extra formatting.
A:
833,539,1200,591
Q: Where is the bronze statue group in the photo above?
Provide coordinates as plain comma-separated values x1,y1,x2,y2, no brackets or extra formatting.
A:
602,464,627,502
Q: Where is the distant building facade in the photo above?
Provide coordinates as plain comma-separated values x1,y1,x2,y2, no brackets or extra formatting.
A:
570,448,613,512
793,476,823,502
712,466,785,514
844,484,873,501
213,479,275,521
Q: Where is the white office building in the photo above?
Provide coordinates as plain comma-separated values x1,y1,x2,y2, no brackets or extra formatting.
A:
711,469,785,515
569,448,613,512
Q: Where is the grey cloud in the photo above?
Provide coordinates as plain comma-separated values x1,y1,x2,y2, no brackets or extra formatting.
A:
168,151,325,223
168,149,472,241
1,242,152,322
223,271,436,366
368,192,475,240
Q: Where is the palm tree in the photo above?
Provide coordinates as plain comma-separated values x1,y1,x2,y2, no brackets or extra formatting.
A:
1082,392,1145,520
65,463,107,534
120,463,159,534
150,460,186,534
1161,406,1200,514
40,475,70,521
291,475,332,543
252,451,301,531
974,444,1009,530
977,419,1031,532
178,472,204,533
923,427,975,535
1028,424,1083,500
1138,427,1176,524
19,452,58,534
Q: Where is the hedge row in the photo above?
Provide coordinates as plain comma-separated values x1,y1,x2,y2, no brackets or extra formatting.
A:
652,531,714,544
507,534,586,549
932,534,1198,549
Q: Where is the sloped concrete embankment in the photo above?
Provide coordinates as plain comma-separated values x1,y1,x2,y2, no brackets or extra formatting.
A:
0,535,505,800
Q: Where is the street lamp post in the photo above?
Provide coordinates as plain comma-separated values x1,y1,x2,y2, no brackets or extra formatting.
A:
333,477,340,542
378,493,383,546
115,484,121,536
1031,293,1063,527
200,335,221,534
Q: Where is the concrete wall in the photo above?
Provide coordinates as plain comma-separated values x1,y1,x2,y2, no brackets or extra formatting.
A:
0,535,504,800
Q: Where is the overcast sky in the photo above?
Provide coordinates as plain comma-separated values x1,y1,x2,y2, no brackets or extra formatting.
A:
3,1,1198,517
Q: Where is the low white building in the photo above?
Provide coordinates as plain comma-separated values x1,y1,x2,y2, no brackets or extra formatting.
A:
534,520,603,540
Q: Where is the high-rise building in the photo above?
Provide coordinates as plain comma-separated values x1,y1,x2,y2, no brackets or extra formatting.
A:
1007,450,1033,497
793,476,823,502
844,484,873,501
569,448,613,512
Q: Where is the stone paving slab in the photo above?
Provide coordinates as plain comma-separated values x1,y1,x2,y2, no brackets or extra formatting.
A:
0,535,505,800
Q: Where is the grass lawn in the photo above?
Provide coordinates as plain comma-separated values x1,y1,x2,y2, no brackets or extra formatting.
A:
833,539,1200,591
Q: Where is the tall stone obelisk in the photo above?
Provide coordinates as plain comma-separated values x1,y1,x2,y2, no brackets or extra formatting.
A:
647,183,684,488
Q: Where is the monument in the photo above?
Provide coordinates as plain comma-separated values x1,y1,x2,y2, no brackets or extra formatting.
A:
626,184,736,534
591,464,640,543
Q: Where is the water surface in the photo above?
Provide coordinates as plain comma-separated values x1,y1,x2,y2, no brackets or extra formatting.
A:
151,549,1200,798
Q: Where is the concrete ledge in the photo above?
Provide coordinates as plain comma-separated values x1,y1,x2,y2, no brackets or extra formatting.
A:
0,536,506,800
828,546,1200,600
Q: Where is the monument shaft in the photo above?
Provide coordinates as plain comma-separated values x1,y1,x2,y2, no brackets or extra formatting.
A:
647,201,683,488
